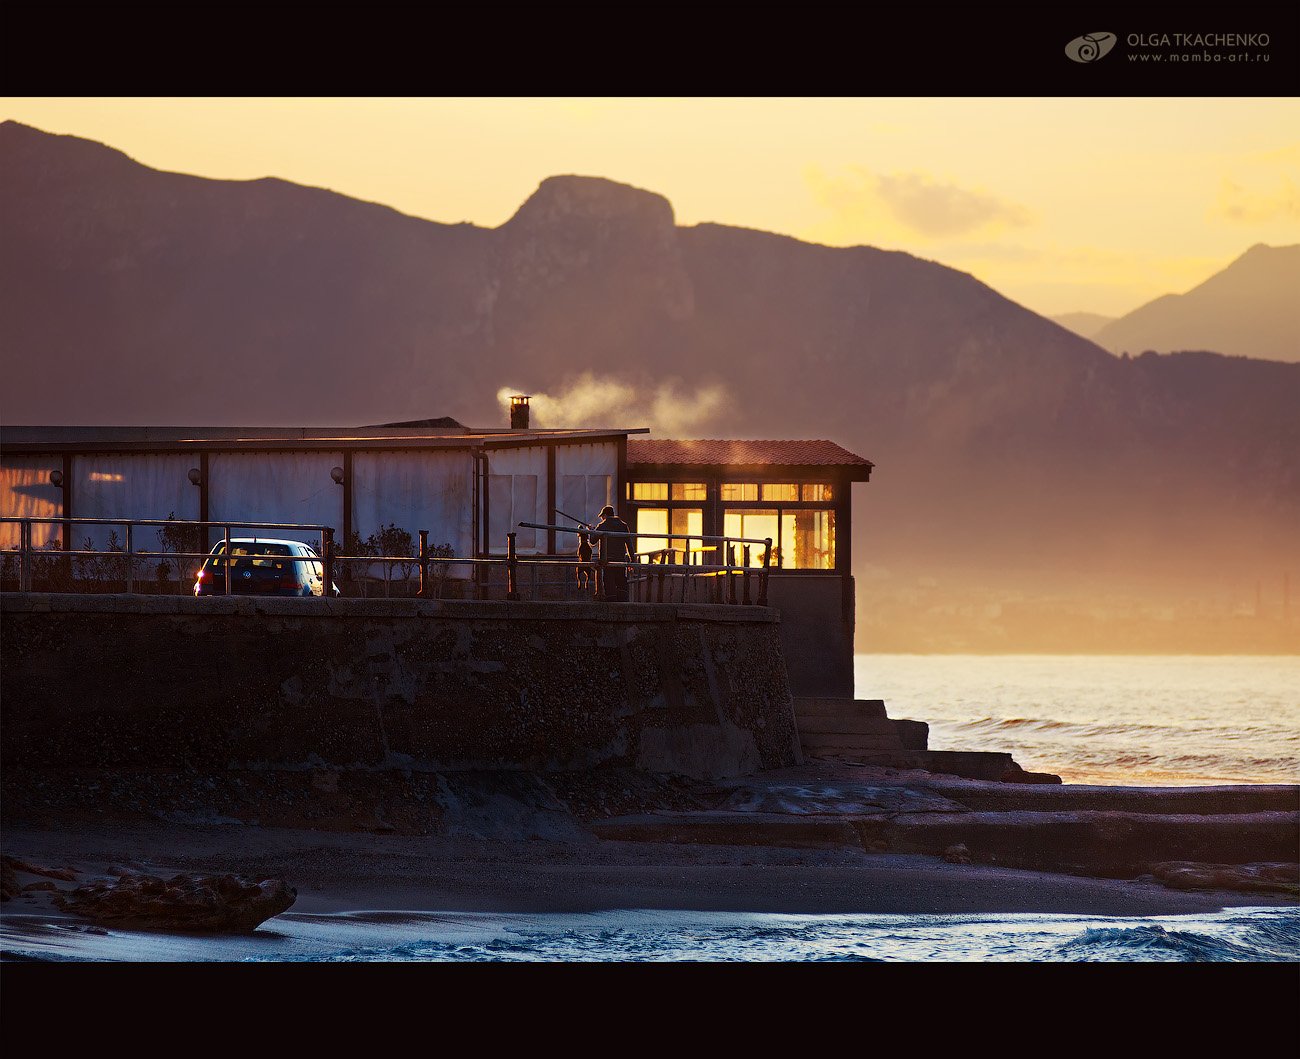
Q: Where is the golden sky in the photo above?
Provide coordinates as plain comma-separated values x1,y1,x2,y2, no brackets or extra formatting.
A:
3,97,1297,317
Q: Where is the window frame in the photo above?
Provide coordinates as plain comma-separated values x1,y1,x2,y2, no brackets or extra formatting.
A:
625,475,842,574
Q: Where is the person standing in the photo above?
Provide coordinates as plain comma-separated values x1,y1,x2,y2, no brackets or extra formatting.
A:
593,505,633,601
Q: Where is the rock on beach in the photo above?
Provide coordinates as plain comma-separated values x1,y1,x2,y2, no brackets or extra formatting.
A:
54,871,296,933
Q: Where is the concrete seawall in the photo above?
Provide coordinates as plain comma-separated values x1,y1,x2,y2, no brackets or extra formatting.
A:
1,594,801,779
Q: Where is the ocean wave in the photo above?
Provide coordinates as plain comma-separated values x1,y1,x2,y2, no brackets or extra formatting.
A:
239,909,1300,962
1054,922,1298,963
953,717,1180,737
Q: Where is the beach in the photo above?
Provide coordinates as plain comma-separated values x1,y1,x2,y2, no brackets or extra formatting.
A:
4,759,1297,962
4,654,1296,962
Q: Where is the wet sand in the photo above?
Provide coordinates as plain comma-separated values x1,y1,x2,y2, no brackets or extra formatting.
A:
4,816,1292,921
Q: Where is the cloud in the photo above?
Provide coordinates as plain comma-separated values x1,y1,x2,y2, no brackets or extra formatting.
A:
1215,176,1300,224
874,172,1033,237
498,375,727,434
806,166,1033,241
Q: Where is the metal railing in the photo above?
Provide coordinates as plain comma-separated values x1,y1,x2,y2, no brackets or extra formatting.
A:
1,515,775,607
516,522,774,606
0,516,339,596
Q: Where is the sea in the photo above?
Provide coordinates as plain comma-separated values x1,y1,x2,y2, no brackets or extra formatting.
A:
854,653,1300,786
4,906,1299,963
3,654,1296,963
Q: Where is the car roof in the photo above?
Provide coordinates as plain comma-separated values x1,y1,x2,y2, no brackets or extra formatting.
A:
215,538,311,548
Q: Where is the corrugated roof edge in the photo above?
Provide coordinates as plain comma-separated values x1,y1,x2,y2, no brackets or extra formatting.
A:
1,425,650,454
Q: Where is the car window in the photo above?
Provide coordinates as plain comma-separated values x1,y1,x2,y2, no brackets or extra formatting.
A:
205,542,293,569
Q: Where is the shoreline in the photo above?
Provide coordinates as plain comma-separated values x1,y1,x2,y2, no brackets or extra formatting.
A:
4,761,1295,961
5,817,1297,964
3,815,1295,921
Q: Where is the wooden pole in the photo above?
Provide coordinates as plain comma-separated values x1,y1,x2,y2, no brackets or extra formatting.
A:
322,528,334,600
742,544,751,605
19,519,30,592
758,536,772,607
506,532,519,600
418,529,428,598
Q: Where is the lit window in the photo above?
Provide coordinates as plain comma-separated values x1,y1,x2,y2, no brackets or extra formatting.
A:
634,508,703,563
761,483,798,502
801,483,834,501
670,508,704,564
779,509,835,569
635,508,668,558
723,509,778,566
720,483,758,501
631,482,668,501
671,482,707,501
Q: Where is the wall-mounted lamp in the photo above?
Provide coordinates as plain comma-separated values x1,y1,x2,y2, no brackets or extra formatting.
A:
48,469,64,487
188,468,202,486
330,466,345,485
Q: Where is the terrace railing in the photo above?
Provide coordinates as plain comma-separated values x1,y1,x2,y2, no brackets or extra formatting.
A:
1,515,774,606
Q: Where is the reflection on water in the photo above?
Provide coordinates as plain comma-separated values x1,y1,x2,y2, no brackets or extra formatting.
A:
4,906,1298,963
855,654,1300,785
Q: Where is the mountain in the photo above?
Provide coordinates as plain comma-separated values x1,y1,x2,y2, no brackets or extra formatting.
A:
3,121,1297,650
1051,311,1115,339
1092,244,1300,362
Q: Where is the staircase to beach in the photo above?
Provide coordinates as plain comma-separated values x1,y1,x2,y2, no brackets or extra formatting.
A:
794,697,1061,784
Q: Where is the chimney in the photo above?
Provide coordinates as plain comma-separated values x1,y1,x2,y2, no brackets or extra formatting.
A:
509,395,531,430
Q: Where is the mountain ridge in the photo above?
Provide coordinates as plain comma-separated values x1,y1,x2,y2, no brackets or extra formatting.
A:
1092,243,1299,362
2,120,1296,649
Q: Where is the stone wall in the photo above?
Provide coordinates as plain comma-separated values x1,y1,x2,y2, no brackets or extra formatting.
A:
765,575,855,697
0,594,800,780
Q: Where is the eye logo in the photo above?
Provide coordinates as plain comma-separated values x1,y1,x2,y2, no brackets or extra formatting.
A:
1065,32,1116,62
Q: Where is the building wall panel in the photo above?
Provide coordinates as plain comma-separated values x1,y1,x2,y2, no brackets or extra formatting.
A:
0,455,63,548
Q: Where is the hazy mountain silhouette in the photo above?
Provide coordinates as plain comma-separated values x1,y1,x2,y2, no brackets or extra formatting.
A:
1051,311,1115,339
3,121,1297,649
1092,244,1299,362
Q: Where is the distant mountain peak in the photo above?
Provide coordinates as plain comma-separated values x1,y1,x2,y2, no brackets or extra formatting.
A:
1092,243,1299,361
503,175,676,231
0,119,139,170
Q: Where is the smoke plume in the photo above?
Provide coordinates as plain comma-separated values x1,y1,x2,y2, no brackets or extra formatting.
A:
497,375,727,434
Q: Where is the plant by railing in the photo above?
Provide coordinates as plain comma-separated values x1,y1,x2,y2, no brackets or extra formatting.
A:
154,512,205,589
76,531,127,588
343,523,448,596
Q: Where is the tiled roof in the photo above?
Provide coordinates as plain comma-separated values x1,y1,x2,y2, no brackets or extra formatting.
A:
628,439,872,468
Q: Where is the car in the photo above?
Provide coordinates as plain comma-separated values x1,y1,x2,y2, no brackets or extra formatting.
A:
193,537,340,597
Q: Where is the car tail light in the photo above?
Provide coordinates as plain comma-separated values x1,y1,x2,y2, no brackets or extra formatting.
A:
196,568,208,581
280,573,299,590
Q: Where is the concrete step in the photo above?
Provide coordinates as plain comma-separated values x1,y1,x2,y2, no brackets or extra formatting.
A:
915,782,1300,816
802,749,1061,784
797,717,906,737
798,719,929,752
892,720,929,751
591,808,1300,881
795,722,930,753
793,697,888,718
801,732,903,752
883,809,1300,877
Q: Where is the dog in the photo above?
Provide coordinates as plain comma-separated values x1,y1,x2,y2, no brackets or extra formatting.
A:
575,530,594,590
